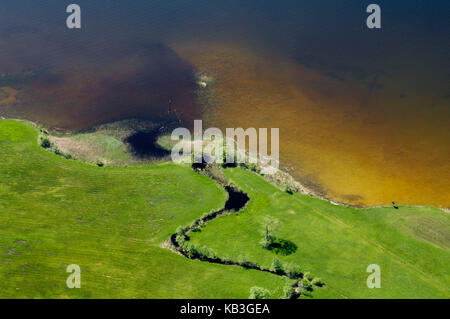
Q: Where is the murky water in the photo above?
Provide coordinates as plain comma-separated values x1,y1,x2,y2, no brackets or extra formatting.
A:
126,130,170,159
0,1,448,207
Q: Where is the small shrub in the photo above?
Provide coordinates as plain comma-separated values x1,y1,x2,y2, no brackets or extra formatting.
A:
237,255,257,268
249,287,271,299
197,246,216,260
197,246,209,260
301,278,313,291
221,255,231,264
175,234,186,247
239,162,249,169
282,284,296,299
180,239,189,250
285,263,302,279
311,277,324,287
38,125,48,134
40,137,51,149
187,221,197,231
284,184,296,194
237,255,245,264
244,260,258,268
248,163,261,173
96,160,104,167
175,227,187,246
270,257,284,274
197,219,206,227
304,272,313,281
176,226,185,236
184,243,200,259
206,247,217,259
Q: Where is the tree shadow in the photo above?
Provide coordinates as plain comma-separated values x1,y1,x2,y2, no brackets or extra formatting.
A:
266,238,297,256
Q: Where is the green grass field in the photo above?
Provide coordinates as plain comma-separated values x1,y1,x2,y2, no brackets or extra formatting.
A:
0,120,288,298
190,168,450,298
0,119,448,299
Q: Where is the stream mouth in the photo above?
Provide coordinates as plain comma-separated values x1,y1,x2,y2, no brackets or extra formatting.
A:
224,186,249,212
191,161,249,211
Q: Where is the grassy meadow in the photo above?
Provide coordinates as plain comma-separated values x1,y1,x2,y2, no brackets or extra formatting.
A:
0,119,448,299
0,120,289,298
190,168,450,298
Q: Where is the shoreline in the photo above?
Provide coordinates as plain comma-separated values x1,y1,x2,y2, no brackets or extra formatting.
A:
1,116,448,212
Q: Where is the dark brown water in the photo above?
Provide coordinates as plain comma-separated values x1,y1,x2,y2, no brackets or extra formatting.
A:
0,39,199,130
0,1,448,207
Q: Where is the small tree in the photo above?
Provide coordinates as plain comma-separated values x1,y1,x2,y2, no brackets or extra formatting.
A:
249,287,271,299
259,237,270,249
260,216,281,246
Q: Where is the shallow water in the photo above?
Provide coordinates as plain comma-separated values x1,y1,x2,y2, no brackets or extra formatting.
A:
0,1,448,207
176,43,450,207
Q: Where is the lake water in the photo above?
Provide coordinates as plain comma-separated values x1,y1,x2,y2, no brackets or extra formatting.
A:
0,0,448,207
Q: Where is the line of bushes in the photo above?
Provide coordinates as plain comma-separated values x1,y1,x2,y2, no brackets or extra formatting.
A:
39,134,73,160
174,228,324,298
270,257,322,283
37,125,111,166
250,274,323,300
